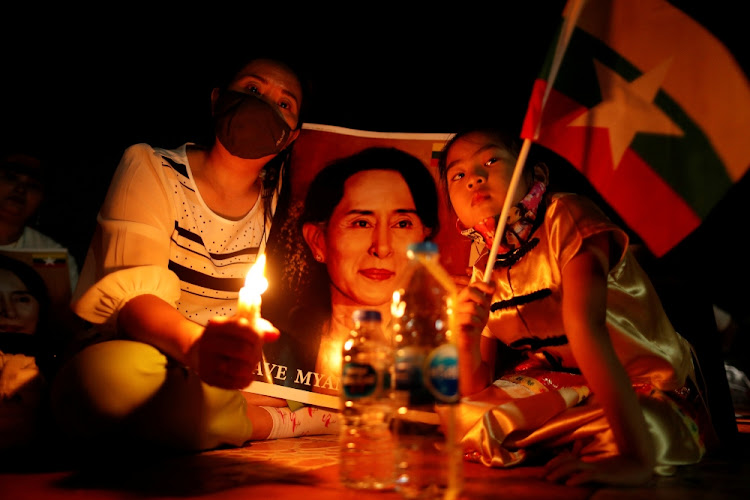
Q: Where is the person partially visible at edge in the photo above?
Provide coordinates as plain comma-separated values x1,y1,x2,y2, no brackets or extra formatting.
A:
0,148,79,293
263,146,439,412
0,254,55,449
438,126,713,487
51,54,336,453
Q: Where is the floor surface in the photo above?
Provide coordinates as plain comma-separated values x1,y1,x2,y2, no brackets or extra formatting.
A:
2,417,750,500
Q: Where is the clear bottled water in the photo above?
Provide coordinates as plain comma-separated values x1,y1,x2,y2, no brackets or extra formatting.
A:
339,309,395,490
391,242,462,499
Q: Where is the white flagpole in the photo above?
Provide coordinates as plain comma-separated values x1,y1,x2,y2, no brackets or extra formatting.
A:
534,0,587,140
482,0,587,283
482,138,531,282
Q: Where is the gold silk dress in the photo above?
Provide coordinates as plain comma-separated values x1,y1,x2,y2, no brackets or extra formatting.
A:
456,192,708,474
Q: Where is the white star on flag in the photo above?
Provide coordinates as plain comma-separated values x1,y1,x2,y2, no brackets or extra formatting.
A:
569,58,684,169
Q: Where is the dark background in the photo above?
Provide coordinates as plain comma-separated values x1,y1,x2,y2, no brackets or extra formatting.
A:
1,2,746,306
0,2,565,266
2,1,748,443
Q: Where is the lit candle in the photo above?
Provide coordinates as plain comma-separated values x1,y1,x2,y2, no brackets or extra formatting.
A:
237,254,273,385
238,254,268,320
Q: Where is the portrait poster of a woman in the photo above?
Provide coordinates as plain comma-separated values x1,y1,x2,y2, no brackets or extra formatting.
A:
251,125,469,408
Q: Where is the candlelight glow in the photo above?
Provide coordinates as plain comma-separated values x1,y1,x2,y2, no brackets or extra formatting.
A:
238,254,268,319
319,338,344,378
237,254,274,385
244,254,268,296
391,290,405,318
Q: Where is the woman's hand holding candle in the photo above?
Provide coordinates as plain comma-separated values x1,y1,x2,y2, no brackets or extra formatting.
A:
192,255,279,389
236,255,275,385
193,315,279,390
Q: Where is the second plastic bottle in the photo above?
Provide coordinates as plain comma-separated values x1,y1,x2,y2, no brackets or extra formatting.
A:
391,241,462,499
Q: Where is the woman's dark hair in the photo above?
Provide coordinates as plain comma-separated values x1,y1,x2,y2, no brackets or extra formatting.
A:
207,52,313,234
262,147,440,337
210,51,312,127
437,126,521,214
296,147,439,317
299,146,440,235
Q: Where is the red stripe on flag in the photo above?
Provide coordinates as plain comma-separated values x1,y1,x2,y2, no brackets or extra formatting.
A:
522,80,592,143
520,79,547,141
604,148,700,257
521,0,749,256
531,86,700,256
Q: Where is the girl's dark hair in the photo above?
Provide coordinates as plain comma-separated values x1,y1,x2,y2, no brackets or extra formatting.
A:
437,126,521,214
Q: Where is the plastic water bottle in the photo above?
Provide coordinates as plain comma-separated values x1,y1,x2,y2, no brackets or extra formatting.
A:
391,241,462,499
339,309,395,490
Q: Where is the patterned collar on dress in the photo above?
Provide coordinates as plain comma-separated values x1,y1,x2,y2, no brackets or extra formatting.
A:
458,180,547,256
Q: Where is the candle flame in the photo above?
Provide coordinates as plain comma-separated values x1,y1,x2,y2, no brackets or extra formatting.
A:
237,253,273,386
391,290,405,318
244,254,268,296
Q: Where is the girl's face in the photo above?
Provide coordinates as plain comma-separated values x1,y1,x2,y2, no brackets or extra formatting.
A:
0,269,40,335
444,131,528,228
313,169,429,307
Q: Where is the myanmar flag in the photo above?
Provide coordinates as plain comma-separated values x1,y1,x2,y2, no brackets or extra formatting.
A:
520,0,750,257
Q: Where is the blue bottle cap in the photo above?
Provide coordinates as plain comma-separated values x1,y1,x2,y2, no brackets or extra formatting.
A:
407,241,438,254
352,309,382,323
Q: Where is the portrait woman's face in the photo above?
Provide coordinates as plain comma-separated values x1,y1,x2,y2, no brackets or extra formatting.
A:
0,269,40,335
305,169,429,307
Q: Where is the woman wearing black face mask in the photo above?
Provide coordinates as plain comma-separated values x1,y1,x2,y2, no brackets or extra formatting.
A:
50,55,331,454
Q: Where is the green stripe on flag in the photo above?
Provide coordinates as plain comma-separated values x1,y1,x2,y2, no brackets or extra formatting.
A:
553,27,732,219
635,94,732,219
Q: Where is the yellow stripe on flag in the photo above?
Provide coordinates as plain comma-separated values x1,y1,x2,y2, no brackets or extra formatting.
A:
574,0,750,181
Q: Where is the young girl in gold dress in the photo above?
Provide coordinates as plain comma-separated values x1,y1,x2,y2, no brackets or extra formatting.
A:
439,127,711,487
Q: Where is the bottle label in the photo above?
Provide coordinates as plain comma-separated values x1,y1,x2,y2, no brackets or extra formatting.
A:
394,347,433,406
342,362,378,399
425,343,459,403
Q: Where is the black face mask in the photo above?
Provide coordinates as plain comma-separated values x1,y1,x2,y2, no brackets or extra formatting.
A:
213,90,294,159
